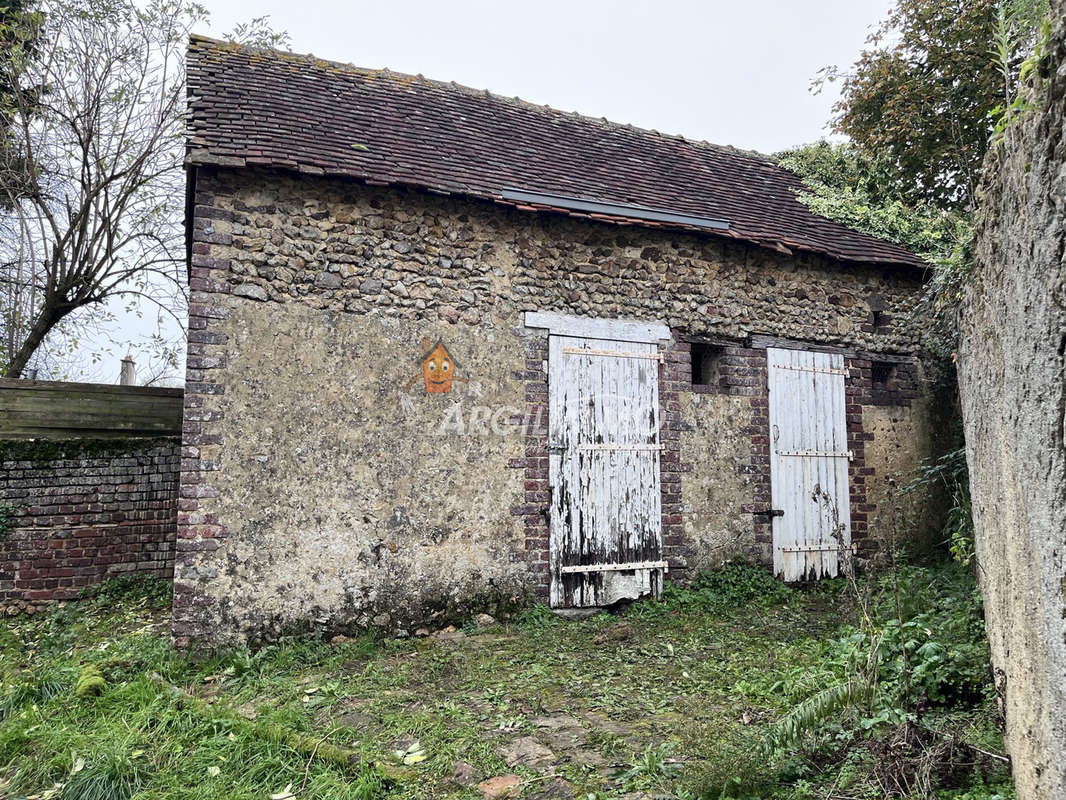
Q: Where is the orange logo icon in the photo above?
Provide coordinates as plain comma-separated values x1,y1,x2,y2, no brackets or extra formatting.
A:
404,338,466,394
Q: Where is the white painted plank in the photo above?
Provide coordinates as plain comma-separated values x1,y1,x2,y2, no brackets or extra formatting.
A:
525,311,671,343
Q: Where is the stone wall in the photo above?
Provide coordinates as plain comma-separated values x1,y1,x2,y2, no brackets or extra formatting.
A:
179,165,936,644
958,5,1066,795
0,438,178,610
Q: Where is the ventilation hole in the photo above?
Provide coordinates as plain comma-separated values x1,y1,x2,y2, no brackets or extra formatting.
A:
872,361,896,390
691,342,724,387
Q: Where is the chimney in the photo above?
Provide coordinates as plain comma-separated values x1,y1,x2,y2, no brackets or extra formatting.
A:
119,356,136,386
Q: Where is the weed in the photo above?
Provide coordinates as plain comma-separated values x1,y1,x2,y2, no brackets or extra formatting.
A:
664,560,795,612
85,573,172,609
902,448,975,566
618,742,681,790
515,602,556,629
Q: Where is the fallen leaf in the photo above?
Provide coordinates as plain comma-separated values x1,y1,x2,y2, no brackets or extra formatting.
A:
392,739,428,765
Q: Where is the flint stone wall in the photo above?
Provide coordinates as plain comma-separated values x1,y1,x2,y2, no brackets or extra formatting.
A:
178,166,933,644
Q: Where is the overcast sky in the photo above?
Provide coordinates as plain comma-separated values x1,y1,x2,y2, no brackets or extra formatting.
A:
78,0,892,385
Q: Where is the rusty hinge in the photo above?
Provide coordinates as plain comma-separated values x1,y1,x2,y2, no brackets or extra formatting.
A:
562,346,663,362
576,443,663,452
772,363,846,376
549,443,664,453
752,508,784,519
776,449,854,460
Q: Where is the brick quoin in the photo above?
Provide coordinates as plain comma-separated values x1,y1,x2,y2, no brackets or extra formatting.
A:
509,331,550,599
0,440,179,607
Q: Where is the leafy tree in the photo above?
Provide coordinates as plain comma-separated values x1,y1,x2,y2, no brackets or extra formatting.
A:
0,0,42,203
778,142,971,349
819,0,1049,211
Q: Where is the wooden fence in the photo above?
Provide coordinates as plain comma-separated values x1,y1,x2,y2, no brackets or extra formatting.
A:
0,378,183,439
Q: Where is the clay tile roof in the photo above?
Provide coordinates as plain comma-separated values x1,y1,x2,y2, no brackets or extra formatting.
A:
186,35,927,271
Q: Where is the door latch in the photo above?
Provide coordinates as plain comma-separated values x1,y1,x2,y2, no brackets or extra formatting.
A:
752,508,784,519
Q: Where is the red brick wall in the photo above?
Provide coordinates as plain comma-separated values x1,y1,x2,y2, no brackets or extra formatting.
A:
0,438,178,607
509,332,550,598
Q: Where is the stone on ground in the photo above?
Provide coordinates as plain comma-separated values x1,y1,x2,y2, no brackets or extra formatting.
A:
476,774,522,798
452,760,477,785
502,736,555,769
532,777,575,799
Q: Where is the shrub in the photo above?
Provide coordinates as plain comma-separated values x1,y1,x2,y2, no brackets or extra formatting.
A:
683,561,795,610
85,573,172,609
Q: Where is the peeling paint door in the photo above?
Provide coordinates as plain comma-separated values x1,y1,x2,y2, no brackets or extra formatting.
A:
548,335,664,607
767,347,851,581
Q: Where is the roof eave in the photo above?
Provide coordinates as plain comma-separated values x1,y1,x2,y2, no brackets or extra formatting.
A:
184,154,929,274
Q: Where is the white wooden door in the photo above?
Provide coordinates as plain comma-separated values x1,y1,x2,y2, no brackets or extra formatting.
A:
767,347,851,581
548,335,664,607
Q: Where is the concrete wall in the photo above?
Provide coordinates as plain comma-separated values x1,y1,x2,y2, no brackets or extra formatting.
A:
178,166,937,645
0,438,178,611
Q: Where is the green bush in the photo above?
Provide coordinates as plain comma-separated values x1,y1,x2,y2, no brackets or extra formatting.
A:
766,562,993,752
672,561,796,611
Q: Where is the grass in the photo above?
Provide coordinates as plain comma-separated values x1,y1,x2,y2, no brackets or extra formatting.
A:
0,563,1013,799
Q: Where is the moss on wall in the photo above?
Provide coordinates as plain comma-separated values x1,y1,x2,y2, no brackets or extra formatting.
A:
0,437,179,464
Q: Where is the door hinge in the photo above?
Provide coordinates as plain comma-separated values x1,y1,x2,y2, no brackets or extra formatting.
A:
561,346,663,362
775,449,854,460
752,508,784,519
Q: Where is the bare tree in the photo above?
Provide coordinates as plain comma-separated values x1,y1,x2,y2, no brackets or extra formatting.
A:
0,0,204,378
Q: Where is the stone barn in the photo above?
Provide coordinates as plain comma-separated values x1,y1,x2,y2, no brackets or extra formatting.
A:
177,36,939,645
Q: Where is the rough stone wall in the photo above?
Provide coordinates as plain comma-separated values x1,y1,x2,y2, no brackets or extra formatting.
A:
861,398,943,550
0,438,178,609
957,7,1066,796
193,169,924,350
179,165,935,644
679,389,755,568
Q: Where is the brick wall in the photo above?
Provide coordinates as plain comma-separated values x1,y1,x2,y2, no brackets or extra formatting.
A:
678,339,918,566
0,438,179,609
659,340,693,574
510,330,550,599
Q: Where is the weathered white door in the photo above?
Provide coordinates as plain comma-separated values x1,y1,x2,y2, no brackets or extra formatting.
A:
767,347,851,580
548,334,664,607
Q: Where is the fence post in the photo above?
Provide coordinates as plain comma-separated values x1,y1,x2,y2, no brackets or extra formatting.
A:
119,356,136,386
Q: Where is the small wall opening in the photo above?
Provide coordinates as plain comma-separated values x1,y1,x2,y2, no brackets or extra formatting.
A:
872,360,897,391
691,342,724,388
